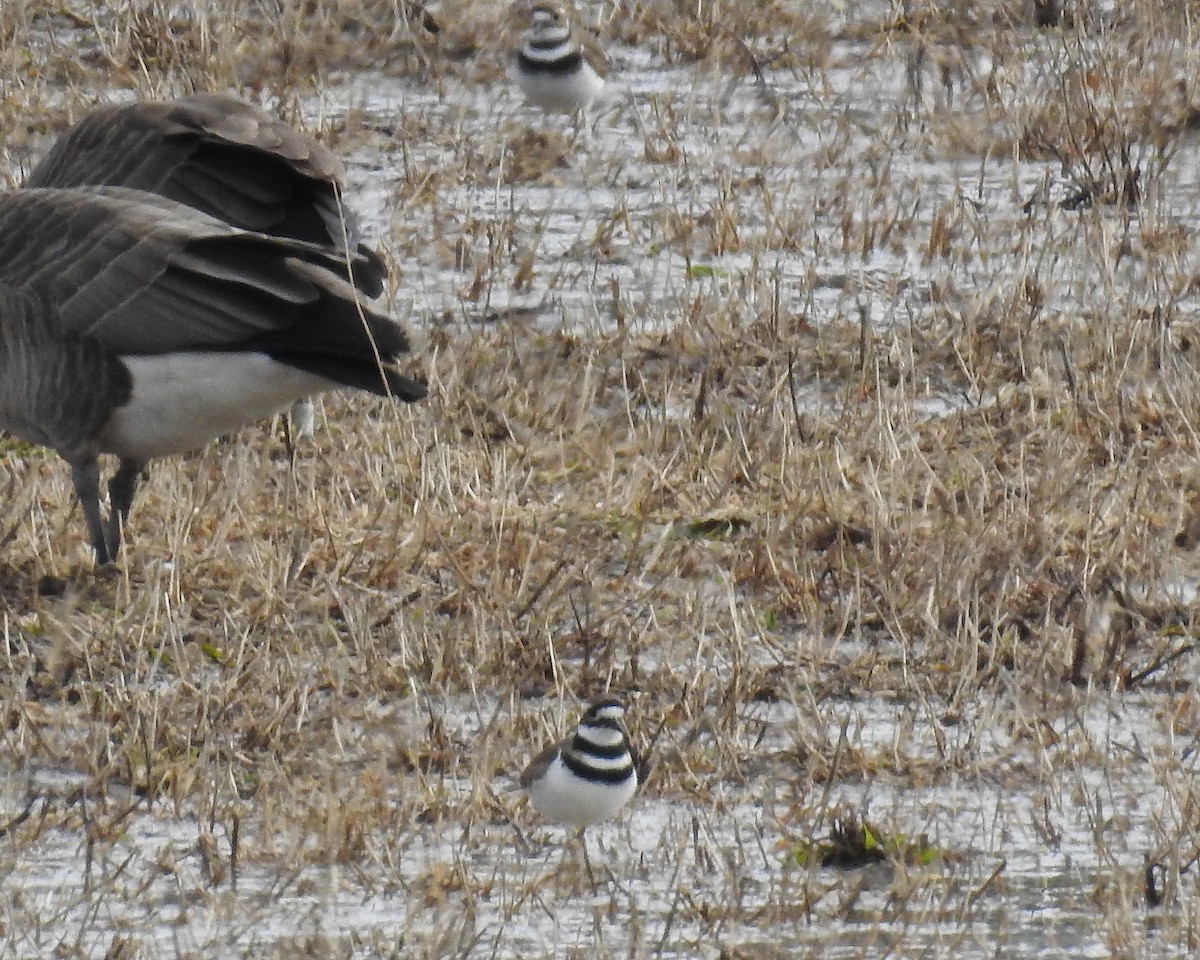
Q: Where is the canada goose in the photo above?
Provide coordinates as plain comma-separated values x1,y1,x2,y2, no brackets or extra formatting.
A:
25,94,387,437
0,186,425,564
24,93,381,285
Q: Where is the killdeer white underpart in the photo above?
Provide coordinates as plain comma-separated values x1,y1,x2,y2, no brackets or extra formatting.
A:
520,697,638,884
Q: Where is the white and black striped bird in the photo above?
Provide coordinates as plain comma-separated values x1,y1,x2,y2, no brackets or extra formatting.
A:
520,698,637,881
513,2,607,116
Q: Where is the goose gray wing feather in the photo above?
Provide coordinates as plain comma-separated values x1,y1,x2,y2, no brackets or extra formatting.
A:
0,188,424,400
26,95,343,239
23,94,384,295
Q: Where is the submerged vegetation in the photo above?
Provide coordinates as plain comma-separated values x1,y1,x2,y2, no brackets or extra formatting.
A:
1,0,1199,956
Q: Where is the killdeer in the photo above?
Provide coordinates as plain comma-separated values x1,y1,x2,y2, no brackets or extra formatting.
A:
520,697,637,883
513,2,607,116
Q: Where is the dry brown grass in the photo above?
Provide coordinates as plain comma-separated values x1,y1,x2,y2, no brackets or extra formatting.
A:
2,0,1200,956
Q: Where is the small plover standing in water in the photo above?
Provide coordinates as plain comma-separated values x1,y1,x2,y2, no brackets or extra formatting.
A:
513,2,607,116
520,698,637,884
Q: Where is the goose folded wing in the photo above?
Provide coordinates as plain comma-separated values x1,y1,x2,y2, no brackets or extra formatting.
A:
0,188,424,401
23,95,382,293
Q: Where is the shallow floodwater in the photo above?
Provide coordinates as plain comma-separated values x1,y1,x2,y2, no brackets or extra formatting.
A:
318,29,1200,437
2,690,1188,957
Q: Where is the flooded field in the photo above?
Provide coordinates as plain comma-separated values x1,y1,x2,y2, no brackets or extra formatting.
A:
2,1,1199,957
3,687,1193,957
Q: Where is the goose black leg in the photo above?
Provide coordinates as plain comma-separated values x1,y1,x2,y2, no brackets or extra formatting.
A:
70,459,112,565
106,458,143,561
